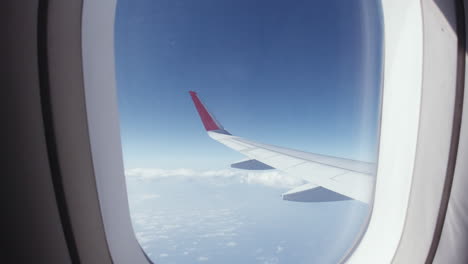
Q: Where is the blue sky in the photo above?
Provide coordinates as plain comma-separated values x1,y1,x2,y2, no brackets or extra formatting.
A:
115,0,382,169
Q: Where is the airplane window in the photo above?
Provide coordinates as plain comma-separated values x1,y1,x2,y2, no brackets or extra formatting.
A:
115,0,383,263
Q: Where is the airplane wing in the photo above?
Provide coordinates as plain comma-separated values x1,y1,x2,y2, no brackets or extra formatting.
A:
189,91,375,204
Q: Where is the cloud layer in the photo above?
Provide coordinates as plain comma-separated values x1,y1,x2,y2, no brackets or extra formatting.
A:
125,168,304,189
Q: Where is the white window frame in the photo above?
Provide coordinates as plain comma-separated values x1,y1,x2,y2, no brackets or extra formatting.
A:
346,0,424,261
80,0,462,263
82,0,150,263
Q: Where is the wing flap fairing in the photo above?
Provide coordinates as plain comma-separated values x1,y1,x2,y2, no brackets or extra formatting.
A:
282,183,352,202
230,159,275,170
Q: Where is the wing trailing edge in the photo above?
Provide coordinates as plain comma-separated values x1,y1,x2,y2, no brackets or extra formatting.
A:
189,91,375,204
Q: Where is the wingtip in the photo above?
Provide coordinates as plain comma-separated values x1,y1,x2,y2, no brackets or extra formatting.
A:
189,91,224,131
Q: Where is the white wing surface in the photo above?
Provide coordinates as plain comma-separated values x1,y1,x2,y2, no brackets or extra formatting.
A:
190,91,375,204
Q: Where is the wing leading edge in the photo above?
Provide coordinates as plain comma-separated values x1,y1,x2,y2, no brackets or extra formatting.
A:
189,91,375,204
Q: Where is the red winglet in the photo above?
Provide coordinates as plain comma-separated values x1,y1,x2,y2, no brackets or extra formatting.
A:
189,91,222,131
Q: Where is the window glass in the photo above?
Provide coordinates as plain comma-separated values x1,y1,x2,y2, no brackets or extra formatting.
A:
115,1,383,263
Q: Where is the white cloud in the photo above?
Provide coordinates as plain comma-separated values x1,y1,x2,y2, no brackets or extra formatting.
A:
135,232,151,245
197,256,209,262
226,241,237,247
125,168,304,189
137,194,160,202
256,256,279,264
199,232,227,238
276,246,284,253
159,253,168,258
